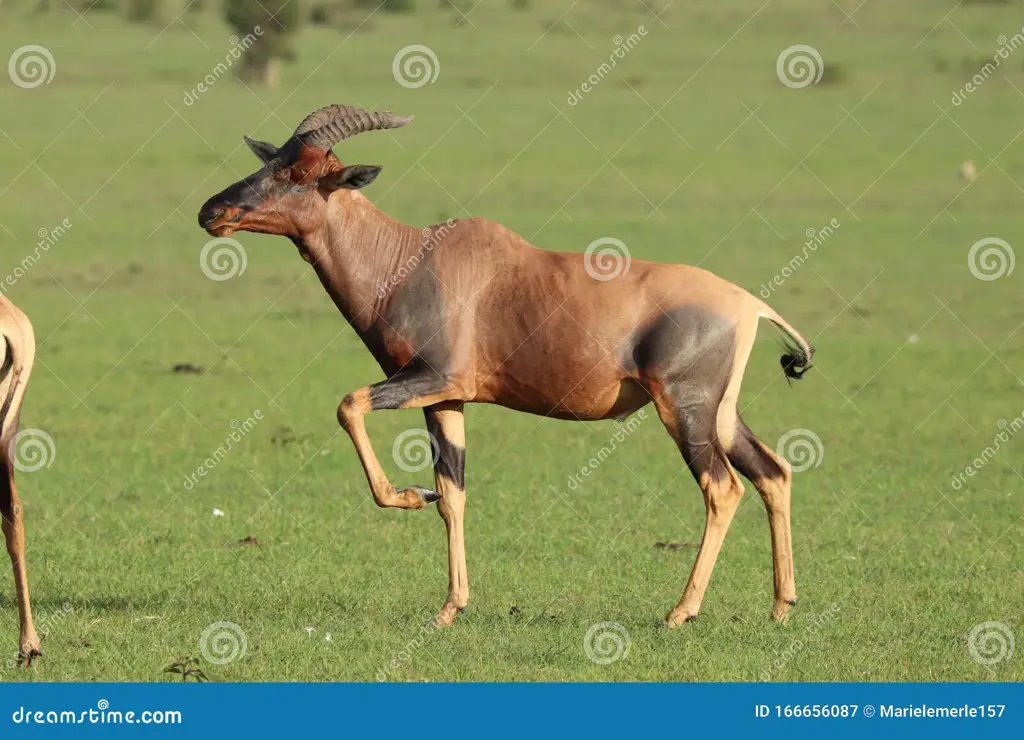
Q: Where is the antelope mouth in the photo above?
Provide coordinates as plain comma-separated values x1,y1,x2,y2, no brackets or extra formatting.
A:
199,206,243,236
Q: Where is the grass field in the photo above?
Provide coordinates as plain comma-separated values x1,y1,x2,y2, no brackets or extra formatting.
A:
0,0,1021,681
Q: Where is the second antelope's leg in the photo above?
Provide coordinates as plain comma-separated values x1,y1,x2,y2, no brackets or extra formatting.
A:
337,367,461,510
727,418,797,621
1,451,40,666
652,385,745,627
424,402,468,627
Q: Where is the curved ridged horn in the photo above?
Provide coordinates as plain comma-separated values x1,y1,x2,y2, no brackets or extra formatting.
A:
292,104,413,151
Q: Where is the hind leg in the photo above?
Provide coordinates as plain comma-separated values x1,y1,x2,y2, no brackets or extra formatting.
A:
726,418,796,621
650,382,746,627
1,450,40,665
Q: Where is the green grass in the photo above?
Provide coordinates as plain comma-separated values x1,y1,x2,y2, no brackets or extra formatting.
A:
0,0,1021,681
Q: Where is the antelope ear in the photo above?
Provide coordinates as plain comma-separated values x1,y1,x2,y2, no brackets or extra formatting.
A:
244,136,279,164
318,165,382,192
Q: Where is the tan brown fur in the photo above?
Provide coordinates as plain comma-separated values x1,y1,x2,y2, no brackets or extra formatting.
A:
199,105,814,627
0,296,39,664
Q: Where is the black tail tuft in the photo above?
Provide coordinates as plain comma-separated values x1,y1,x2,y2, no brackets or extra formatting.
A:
780,338,813,384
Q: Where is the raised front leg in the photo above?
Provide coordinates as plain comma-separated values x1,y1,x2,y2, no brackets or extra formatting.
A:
336,367,464,510
1,453,40,666
424,403,468,627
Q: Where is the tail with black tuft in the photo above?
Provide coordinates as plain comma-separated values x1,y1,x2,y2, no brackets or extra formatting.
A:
780,337,813,382
756,301,814,384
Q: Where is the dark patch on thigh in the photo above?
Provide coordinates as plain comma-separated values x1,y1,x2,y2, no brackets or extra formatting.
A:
424,411,466,490
668,400,732,484
629,305,736,389
726,418,787,483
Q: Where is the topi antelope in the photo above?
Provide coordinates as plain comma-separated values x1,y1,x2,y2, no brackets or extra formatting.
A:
199,105,814,627
0,296,40,664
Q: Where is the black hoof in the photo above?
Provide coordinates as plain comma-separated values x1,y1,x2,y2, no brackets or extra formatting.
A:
684,614,698,623
411,487,440,505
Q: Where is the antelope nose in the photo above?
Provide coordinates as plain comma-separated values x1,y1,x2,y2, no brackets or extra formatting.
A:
198,206,225,229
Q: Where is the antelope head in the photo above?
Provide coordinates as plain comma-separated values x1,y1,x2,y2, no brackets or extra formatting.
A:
198,104,413,239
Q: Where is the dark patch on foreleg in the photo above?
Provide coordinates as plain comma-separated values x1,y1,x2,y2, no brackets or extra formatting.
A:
426,413,466,490
337,369,462,511
368,364,448,410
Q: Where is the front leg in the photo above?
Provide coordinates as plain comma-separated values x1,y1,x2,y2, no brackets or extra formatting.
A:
336,367,464,510
424,402,468,627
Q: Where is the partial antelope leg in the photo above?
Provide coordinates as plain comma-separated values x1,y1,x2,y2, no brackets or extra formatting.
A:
651,380,746,627
1,325,40,668
0,451,39,666
726,418,797,621
424,402,468,626
336,367,463,510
